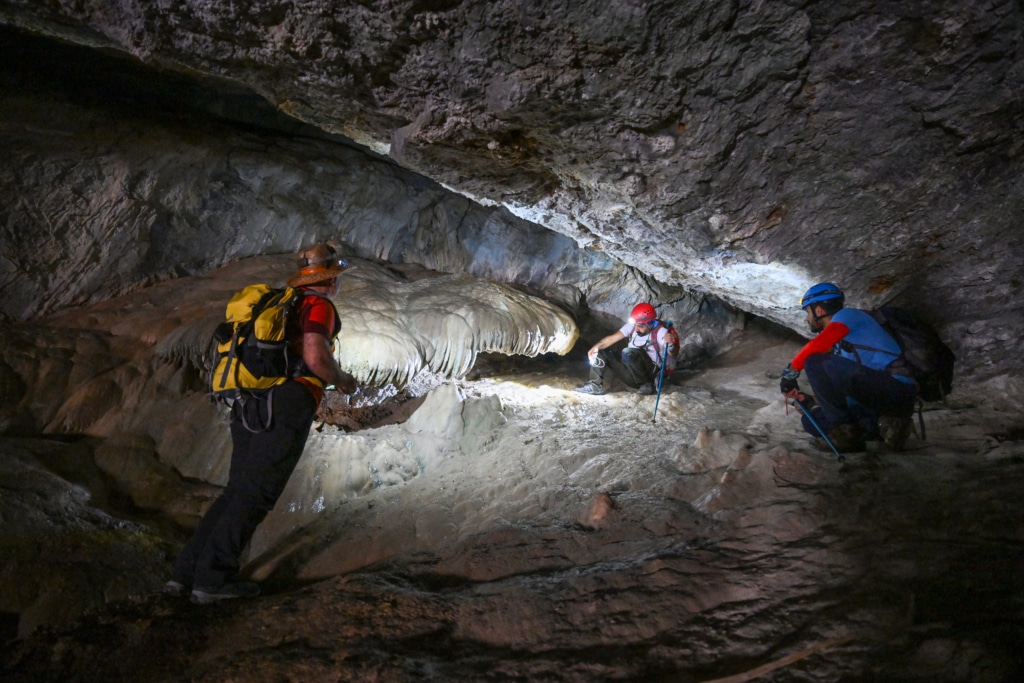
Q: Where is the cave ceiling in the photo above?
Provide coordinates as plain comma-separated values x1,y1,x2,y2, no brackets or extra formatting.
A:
1,0,1023,387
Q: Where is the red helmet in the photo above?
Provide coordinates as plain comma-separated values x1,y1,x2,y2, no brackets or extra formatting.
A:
630,303,656,325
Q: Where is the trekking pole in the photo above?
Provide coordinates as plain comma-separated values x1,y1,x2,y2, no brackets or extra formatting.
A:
652,345,669,424
793,397,845,463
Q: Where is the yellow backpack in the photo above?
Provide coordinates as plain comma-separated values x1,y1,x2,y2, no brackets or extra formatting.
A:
209,284,301,399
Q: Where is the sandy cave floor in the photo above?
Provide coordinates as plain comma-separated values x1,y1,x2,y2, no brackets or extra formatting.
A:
3,324,1024,682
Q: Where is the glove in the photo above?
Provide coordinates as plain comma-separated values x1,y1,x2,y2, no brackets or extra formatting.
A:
779,365,800,394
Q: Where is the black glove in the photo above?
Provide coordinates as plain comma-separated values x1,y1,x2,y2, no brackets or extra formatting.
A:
779,365,800,394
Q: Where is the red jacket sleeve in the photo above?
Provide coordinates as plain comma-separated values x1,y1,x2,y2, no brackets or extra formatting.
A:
790,321,849,371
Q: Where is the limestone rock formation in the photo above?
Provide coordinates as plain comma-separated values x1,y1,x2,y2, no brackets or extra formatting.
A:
2,2,1024,680
2,0,1022,395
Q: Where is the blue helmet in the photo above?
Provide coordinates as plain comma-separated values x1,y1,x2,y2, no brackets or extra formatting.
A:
800,282,844,309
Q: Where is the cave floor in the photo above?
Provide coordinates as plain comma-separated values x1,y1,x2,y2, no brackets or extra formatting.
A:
2,326,1023,683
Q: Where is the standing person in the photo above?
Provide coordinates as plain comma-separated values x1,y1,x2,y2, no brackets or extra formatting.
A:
779,283,917,453
166,243,358,603
577,302,678,396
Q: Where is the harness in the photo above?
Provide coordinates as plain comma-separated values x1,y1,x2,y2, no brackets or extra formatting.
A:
632,321,678,371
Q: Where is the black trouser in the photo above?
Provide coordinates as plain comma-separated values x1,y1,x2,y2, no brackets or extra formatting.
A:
801,354,917,437
589,347,655,389
172,381,316,588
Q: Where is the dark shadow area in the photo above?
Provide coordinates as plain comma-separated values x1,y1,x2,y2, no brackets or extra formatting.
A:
0,25,381,154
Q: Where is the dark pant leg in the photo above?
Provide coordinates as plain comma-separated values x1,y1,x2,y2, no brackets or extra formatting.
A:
175,382,316,588
618,348,655,387
798,400,881,439
588,349,612,384
590,348,653,388
802,354,917,435
171,488,238,585
172,419,261,585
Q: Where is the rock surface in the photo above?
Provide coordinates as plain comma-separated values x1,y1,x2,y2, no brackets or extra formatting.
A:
2,2,1024,680
2,324,1023,682
2,1,1023,392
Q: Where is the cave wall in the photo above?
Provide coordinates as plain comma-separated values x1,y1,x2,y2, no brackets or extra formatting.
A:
1,1,1023,391
0,27,654,321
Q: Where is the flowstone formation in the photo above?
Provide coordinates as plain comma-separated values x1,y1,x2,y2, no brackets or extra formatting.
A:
0,253,580,638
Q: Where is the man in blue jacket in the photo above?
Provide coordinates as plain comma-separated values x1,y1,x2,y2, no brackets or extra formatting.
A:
779,283,918,453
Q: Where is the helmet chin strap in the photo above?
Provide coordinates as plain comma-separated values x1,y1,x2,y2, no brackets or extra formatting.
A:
806,306,829,332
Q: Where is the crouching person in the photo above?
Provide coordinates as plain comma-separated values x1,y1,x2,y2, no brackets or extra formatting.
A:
577,302,678,396
780,283,918,453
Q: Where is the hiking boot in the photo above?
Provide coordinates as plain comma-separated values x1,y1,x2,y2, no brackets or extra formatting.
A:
163,580,189,598
878,416,913,451
190,581,261,604
637,383,655,395
825,423,867,453
576,381,605,395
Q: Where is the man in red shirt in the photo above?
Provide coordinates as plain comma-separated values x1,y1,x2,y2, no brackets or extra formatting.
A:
167,243,357,603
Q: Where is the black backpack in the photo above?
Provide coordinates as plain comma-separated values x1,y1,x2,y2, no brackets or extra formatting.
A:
865,306,956,402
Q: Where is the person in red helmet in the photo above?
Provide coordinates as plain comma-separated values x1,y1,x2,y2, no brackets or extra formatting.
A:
577,302,677,395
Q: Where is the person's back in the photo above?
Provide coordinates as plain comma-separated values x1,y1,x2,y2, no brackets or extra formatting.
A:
831,308,902,371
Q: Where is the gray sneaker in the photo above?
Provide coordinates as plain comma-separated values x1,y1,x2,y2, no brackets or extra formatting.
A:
878,416,913,451
190,581,261,604
576,381,605,395
637,383,655,395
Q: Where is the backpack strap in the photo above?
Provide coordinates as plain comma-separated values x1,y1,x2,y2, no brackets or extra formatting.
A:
839,338,914,381
216,319,253,391
642,321,677,371
646,320,662,359
840,339,900,358
915,397,926,441
217,333,239,391
232,388,276,433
